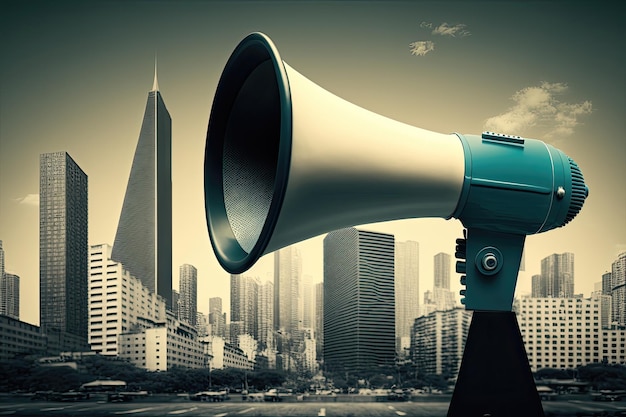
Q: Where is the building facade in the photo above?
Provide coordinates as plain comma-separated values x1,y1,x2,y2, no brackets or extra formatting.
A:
609,252,626,327
0,315,45,360
88,244,166,355
323,227,395,374
119,311,205,371
274,246,302,335
39,151,88,349
539,252,575,298
112,70,172,309
395,240,419,357
208,297,226,338
515,295,626,372
411,307,472,376
0,273,19,320
179,264,198,327
230,274,259,342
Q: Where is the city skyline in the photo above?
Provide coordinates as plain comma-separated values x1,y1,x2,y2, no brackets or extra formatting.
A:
1,1,625,327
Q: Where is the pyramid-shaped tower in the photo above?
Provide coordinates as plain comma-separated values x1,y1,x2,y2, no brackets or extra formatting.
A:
112,65,172,309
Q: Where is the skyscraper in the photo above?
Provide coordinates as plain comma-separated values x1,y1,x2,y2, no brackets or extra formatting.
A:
433,252,456,311
40,151,88,346
395,240,419,356
274,246,302,334
0,240,4,279
209,297,226,338
0,241,17,319
230,274,259,341
323,227,395,374
540,252,575,298
0,273,19,320
112,68,172,309
179,264,198,326
610,252,626,326
434,252,451,290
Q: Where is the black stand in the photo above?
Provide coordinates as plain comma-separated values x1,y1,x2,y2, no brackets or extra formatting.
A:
447,311,545,417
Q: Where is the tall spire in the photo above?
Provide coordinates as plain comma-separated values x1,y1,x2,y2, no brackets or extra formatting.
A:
152,54,159,92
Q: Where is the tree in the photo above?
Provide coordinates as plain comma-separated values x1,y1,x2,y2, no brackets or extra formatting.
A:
577,363,626,391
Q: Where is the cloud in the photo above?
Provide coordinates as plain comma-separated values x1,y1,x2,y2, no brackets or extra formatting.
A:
14,193,39,206
432,22,471,37
409,41,435,56
484,82,592,139
420,21,433,29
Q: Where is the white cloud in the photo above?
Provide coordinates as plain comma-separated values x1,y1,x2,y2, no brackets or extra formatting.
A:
484,82,592,139
409,40,435,56
14,193,39,206
420,21,433,29
432,23,471,37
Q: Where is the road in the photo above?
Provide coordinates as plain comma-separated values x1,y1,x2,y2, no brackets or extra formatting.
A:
0,399,625,417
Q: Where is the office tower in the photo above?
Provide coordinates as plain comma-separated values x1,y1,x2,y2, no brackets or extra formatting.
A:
39,151,88,348
411,308,472,375
315,282,324,360
434,252,451,290
0,240,19,320
302,275,315,330
112,68,172,309
432,252,456,311
0,240,4,279
274,246,302,334
172,290,180,318
209,297,226,338
88,244,166,356
323,227,395,374
0,273,19,320
540,252,575,298
602,272,612,296
258,280,274,351
531,274,546,298
610,252,626,326
395,240,419,356
230,275,259,340
179,264,198,326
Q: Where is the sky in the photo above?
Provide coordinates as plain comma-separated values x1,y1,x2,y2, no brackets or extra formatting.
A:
1,1,624,327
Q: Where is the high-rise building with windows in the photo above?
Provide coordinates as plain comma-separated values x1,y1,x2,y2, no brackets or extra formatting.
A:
0,240,4,279
540,252,575,298
209,297,226,338
434,252,451,290
515,295,625,371
0,273,19,320
39,151,88,350
609,252,626,327
112,69,172,309
274,246,302,334
88,244,166,356
230,274,259,341
323,227,395,374
0,240,20,320
411,307,472,376
179,264,198,326
257,280,274,352
395,240,419,357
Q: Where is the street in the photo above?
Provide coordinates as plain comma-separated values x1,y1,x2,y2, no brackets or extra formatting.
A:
0,398,625,417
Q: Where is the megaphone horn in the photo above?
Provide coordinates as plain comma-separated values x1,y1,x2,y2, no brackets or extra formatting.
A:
204,32,588,286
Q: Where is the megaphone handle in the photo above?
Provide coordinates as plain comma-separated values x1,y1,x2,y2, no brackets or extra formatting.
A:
456,228,525,311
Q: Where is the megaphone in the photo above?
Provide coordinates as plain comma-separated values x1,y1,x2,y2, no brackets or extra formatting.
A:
204,32,588,311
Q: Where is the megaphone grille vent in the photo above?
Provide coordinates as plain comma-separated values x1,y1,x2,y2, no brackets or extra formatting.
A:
564,156,587,226
223,140,275,253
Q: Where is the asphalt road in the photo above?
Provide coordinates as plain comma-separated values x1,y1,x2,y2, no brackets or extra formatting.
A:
0,399,625,417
